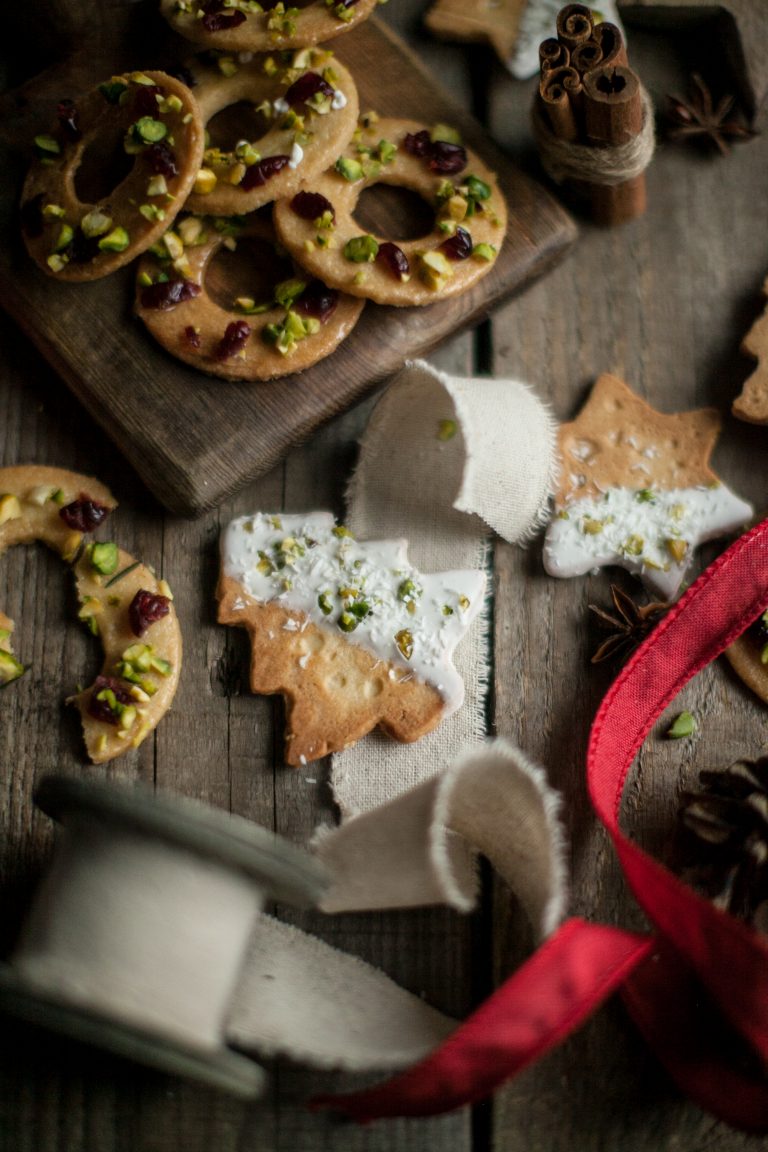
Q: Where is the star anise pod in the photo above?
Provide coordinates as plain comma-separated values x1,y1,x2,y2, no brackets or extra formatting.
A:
666,73,754,156
588,583,669,665
677,757,768,925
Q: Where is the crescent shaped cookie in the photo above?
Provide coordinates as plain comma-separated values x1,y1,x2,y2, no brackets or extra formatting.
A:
184,49,359,217
217,511,485,765
159,0,378,54
0,466,181,762
273,115,507,306
21,71,204,282
69,548,182,763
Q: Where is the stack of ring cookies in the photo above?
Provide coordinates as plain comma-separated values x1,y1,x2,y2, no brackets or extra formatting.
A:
19,3,507,381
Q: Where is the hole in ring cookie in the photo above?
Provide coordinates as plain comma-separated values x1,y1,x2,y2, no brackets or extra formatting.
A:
134,212,364,380
354,185,436,243
205,234,293,310
21,71,204,282
184,49,359,217
273,115,508,307
159,0,379,54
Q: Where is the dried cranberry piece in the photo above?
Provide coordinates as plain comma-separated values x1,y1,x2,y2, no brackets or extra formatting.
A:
403,131,467,175
240,155,290,191
145,140,179,179
293,280,339,324
183,325,202,348
68,230,101,264
284,72,334,108
403,130,431,157
20,194,45,238
56,99,81,143
428,140,467,174
129,589,171,637
291,190,335,223
88,675,135,725
215,320,251,361
439,226,472,261
60,497,110,532
134,84,163,118
201,0,246,31
376,241,410,281
141,278,201,310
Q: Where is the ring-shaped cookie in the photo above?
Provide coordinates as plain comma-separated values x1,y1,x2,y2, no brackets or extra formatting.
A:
160,0,378,54
21,71,204,282
183,49,358,216
134,212,364,380
0,466,181,763
273,116,508,306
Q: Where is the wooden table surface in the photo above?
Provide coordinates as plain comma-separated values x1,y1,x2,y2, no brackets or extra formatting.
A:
3,2,768,1150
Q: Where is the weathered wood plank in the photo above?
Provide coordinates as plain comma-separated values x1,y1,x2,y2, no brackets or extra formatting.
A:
488,24,768,1151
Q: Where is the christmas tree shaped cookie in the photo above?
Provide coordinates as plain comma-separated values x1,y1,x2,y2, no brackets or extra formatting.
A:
218,512,485,765
543,374,753,599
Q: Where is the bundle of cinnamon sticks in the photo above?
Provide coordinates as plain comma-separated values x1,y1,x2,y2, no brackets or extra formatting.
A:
535,4,649,225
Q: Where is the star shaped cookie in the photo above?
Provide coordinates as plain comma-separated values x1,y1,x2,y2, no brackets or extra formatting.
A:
543,373,753,598
618,0,768,125
424,0,528,63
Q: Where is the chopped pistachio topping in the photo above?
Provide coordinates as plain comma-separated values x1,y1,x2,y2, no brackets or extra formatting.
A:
437,419,457,441
335,156,364,182
0,494,22,524
0,650,25,687
34,134,61,157
81,210,113,238
343,234,379,263
471,243,496,262
395,628,414,660
99,80,128,104
90,541,119,575
98,226,130,253
418,249,453,291
666,710,696,739
318,591,334,615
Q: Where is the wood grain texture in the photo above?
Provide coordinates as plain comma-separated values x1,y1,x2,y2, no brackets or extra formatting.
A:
489,24,768,1152
0,2,575,516
3,2,768,1151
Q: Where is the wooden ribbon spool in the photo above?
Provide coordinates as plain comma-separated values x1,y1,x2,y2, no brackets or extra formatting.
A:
0,776,327,1097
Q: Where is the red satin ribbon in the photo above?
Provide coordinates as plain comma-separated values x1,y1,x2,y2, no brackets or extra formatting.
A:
315,518,768,1127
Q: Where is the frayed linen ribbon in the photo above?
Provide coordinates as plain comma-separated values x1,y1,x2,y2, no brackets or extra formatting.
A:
531,86,655,186
321,517,768,1130
332,358,559,819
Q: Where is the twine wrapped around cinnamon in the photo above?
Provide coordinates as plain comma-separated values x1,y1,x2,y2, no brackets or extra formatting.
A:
534,5,654,225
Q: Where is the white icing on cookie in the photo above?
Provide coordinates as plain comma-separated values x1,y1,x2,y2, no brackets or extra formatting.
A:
543,484,753,599
221,511,485,713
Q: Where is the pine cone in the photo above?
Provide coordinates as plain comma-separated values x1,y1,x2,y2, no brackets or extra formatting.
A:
677,757,768,924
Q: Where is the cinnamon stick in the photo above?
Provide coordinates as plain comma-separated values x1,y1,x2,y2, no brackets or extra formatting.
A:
539,37,570,73
555,4,593,52
538,65,583,141
592,23,628,70
570,25,627,75
582,65,646,224
534,9,649,226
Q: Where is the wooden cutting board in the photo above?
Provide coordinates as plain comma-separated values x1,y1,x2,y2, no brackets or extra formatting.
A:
0,4,577,516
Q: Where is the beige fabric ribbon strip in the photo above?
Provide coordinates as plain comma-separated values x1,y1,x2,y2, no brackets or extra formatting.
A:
335,359,558,818
7,360,564,1082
